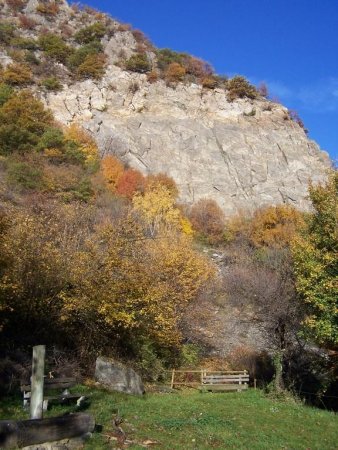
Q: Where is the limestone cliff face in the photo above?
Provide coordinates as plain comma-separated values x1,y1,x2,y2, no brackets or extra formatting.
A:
2,0,328,214
45,68,330,214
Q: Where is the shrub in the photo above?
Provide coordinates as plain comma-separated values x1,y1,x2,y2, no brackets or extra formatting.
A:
18,14,37,30
227,76,258,101
10,37,38,50
189,198,225,244
74,23,106,44
125,53,151,73
25,51,40,66
258,82,269,98
185,56,213,79
147,70,159,83
202,76,219,89
67,41,103,69
41,77,62,91
37,127,65,152
6,160,44,191
36,1,59,15
6,0,26,12
165,62,186,82
2,63,32,85
76,53,106,80
156,48,186,71
0,23,16,44
0,83,14,106
38,33,72,63
289,110,307,132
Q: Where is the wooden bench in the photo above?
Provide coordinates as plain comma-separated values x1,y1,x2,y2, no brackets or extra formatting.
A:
21,377,84,410
200,370,249,392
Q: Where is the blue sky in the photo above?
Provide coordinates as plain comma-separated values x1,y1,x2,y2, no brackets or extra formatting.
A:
76,0,338,161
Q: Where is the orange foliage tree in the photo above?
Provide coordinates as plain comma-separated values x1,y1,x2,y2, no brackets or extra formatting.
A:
115,168,145,199
101,155,124,192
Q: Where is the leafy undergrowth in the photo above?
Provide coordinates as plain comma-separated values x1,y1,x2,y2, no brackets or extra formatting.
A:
1,386,337,449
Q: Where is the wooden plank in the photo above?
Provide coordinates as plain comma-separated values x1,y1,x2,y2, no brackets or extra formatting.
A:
202,375,249,380
201,384,248,392
0,413,95,449
166,370,247,374
21,378,77,392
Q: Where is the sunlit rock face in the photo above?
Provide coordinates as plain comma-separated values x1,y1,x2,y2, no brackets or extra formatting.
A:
46,68,330,214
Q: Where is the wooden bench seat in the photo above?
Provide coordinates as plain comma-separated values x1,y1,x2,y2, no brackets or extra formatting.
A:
200,371,249,392
21,377,84,410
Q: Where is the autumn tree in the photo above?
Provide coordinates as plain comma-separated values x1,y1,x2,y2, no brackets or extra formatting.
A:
189,198,225,244
250,205,304,249
145,173,179,198
292,171,338,347
132,184,182,236
115,168,145,199
101,155,124,192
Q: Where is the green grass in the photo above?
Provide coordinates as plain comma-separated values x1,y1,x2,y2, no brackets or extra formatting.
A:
1,387,337,449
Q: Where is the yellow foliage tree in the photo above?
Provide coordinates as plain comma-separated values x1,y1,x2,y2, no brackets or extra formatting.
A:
64,124,99,169
250,205,304,248
132,184,182,236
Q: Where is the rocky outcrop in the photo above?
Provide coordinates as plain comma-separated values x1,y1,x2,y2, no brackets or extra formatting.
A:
95,357,145,395
45,67,330,215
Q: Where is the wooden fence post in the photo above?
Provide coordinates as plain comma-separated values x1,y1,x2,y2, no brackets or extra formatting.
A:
170,369,175,389
30,345,46,420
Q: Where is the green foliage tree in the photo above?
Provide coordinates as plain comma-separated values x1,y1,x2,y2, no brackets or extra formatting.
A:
0,91,54,154
292,171,338,347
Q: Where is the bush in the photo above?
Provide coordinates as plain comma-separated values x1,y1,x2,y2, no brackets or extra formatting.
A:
36,1,59,15
10,37,38,50
2,63,32,85
38,33,73,63
6,0,26,11
189,198,225,244
125,53,151,73
67,41,103,69
74,23,106,44
227,76,258,101
18,14,37,30
76,53,106,80
156,48,186,71
165,62,186,82
185,56,213,79
25,51,40,66
41,77,62,91
202,76,219,89
0,23,16,44
0,83,14,106
6,159,44,191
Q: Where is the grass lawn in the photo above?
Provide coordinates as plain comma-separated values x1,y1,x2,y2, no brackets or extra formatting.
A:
1,387,337,449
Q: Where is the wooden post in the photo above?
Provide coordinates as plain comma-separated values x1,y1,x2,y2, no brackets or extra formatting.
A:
170,369,175,389
254,378,257,390
30,345,45,420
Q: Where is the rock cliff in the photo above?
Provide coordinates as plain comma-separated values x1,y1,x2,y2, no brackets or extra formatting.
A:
1,0,331,214
46,72,330,214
